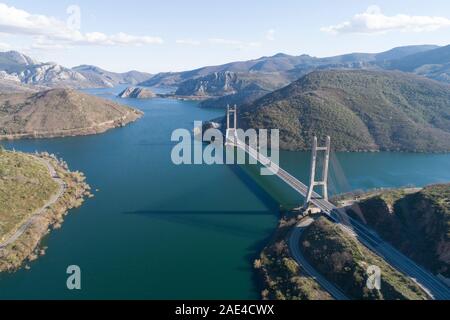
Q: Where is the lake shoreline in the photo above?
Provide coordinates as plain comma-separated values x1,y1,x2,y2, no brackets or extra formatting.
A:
0,109,143,141
2,88,450,298
0,151,92,273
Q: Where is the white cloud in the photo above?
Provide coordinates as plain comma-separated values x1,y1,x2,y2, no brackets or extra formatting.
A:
321,5,450,35
0,3,163,47
81,32,163,46
266,29,275,41
31,41,71,50
176,39,201,46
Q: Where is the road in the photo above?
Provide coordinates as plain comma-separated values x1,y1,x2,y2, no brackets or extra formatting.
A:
229,138,450,300
289,217,349,300
0,155,66,249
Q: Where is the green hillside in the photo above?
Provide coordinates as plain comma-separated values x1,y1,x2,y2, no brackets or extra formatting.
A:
345,184,450,277
240,70,450,152
0,150,58,243
301,217,428,300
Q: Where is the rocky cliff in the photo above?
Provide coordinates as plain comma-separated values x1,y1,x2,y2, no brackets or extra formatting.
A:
0,51,152,89
118,87,156,99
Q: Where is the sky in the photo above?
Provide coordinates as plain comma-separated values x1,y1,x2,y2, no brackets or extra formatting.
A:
0,0,450,73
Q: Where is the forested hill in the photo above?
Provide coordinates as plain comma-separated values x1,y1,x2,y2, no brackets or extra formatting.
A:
239,70,450,152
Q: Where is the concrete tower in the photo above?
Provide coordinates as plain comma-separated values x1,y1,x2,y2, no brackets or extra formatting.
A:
225,104,238,145
305,136,331,206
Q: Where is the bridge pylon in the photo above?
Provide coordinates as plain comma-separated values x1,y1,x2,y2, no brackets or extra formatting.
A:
225,104,238,145
304,136,331,207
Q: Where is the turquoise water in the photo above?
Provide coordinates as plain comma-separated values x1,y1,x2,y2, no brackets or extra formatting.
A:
0,86,449,299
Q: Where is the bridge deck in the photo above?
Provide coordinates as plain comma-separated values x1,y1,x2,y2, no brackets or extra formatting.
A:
228,138,334,212
227,137,450,300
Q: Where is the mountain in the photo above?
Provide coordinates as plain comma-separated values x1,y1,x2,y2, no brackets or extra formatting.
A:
18,63,95,88
173,70,290,108
0,51,37,73
142,45,440,89
387,45,450,71
385,45,450,83
175,71,240,96
313,46,438,65
0,51,152,89
345,184,450,277
0,88,143,139
239,70,450,152
117,87,155,99
139,53,319,88
73,65,152,88
0,51,94,88
175,71,285,96
374,45,439,62
199,87,269,109
141,45,442,108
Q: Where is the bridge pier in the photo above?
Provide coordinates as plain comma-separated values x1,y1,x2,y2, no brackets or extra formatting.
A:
304,136,331,208
225,104,238,145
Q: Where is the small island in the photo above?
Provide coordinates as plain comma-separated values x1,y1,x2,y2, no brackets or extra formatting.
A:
117,87,156,99
0,148,91,272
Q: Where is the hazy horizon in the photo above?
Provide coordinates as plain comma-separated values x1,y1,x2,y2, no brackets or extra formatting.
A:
1,1,450,73
0,42,445,75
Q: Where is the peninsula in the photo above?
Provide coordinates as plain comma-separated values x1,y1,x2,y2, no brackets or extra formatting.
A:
0,149,91,272
0,88,143,140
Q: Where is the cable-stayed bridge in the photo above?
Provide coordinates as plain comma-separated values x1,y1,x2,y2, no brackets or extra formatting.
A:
224,105,450,300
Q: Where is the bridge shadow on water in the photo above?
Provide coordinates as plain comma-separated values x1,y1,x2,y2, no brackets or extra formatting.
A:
227,163,284,297
124,209,274,216
123,210,273,239
123,163,282,232
123,162,283,298
227,163,281,212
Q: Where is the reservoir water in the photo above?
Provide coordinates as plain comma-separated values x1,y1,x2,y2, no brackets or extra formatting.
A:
1,86,450,299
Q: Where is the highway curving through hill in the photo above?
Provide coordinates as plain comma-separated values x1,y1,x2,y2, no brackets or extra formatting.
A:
288,217,349,300
0,155,66,249
230,137,450,300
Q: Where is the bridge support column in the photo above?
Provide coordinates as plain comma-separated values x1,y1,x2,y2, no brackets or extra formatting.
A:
304,136,331,207
225,104,238,145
